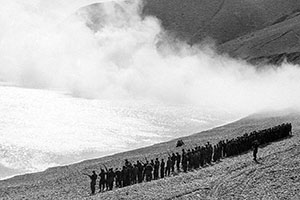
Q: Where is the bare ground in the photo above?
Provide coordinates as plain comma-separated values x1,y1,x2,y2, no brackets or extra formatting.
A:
0,110,299,199
88,132,300,200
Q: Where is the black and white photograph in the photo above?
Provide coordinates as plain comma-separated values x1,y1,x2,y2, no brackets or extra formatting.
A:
0,0,300,199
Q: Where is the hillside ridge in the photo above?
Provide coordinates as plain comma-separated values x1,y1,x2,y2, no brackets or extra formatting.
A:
142,0,300,65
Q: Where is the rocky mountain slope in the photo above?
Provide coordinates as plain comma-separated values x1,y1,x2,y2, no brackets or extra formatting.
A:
143,0,300,43
1,110,299,199
143,0,300,65
78,0,300,65
219,11,300,65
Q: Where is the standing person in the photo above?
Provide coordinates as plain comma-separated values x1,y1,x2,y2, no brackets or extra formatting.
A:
115,168,122,188
137,161,144,183
99,169,106,192
154,158,160,180
206,142,213,164
176,152,181,172
83,171,97,195
150,160,155,168
182,149,188,172
252,140,259,162
171,153,176,173
125,159,131,167
144,162,153,182
165,157,172,176
182,154,188,172
128,164,134,185
213,145,218,162
160,159,165,178
142,161,148,181
187,149,192,170
107,168,115,190
103,166,110,191
194,148,200,168
123,166,130,187
132,164,138,184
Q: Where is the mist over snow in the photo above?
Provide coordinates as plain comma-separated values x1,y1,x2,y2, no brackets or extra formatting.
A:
0,85,236,180
0,0,299,113
0,0,300,179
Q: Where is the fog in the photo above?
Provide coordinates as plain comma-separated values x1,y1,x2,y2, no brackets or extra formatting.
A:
1,0,300,115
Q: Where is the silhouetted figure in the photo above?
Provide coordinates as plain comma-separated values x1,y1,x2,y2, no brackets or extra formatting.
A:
191,148,197,169
176,139,184,147
128,163,134,185
182,149,188,172
154,158,160,180
99,169,106,192
151,159,155,167
125,159,131,167
252,140,259,163
187,149,192,170
84,171,97,195
199,146,205,167
81,123,292,194
194,148,200,169
160,159,165,178
123,166,130,187
107,168,115,190
132,164,138,184
144,162,153,181
115,168,122,188
137,161,144,183
165,157,172,176
206,142,213,164
176,152,181,171
213,145,218,162
171,153,176,173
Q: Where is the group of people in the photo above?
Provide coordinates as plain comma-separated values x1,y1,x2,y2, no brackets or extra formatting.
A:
84,123,292,195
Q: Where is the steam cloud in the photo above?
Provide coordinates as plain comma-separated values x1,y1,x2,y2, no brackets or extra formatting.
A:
0,0,300,115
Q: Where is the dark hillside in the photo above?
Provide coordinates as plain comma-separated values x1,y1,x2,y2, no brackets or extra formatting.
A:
219,13,300,65
79,0,300,65
143,0,300,44
142,0,300,65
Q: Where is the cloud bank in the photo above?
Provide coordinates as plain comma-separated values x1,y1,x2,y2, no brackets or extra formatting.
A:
0,0,300,114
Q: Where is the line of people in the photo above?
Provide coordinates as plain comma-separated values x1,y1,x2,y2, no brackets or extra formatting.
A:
84,123,292,195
